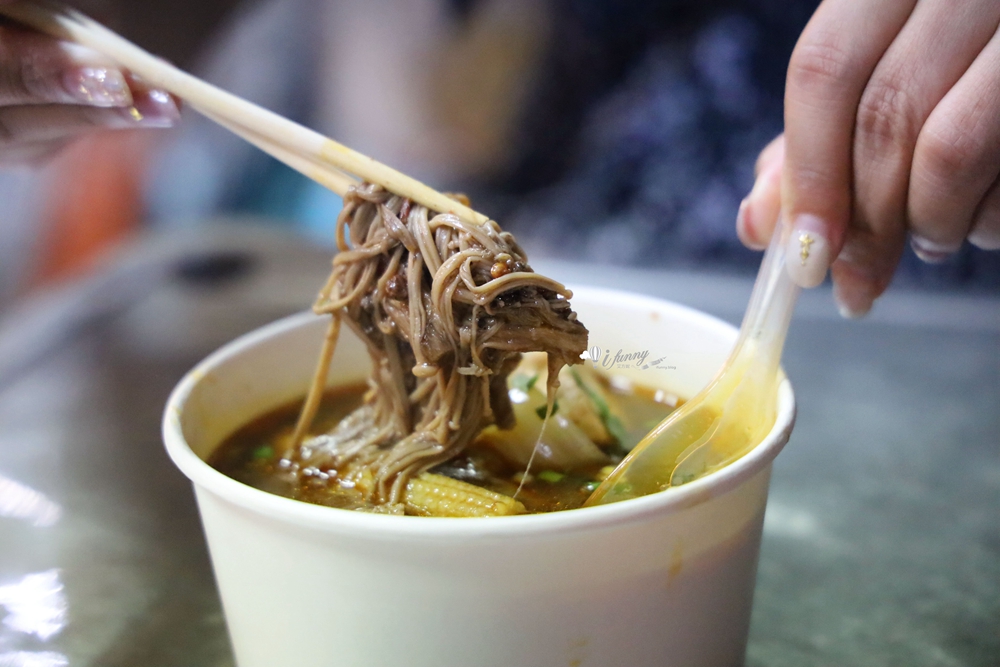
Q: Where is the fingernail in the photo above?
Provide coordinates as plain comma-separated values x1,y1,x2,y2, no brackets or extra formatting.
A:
833,281,876,319
747,168,770,201
740,162,782,250
736,197,763,249
784,214,831,288
123,88,180,128
910,234,961,264
65,67,132,107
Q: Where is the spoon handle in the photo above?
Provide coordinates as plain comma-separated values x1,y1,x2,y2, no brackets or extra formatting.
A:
737,214,800,382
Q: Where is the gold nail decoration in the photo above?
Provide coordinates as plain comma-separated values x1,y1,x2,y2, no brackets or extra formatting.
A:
129,107,143,121
798,233,814,266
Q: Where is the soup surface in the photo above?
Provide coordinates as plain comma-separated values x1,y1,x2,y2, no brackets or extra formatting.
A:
210,366,680,515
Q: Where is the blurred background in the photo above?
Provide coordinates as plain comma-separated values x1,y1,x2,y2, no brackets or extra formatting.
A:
2,0,998,311
0,2,997,667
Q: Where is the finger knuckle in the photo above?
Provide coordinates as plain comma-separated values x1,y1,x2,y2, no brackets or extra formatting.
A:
0,59,37,104
919,121,982,178
0,29,58,103
0,59,28,105
18,53,52,99
787,161,850,212
791,162,831,193
787,34,855,95
856,69,919,153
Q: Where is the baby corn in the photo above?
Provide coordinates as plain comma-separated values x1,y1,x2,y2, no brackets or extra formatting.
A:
404,473,526,517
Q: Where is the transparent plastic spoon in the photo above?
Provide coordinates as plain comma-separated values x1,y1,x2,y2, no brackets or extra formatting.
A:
586,215,801,506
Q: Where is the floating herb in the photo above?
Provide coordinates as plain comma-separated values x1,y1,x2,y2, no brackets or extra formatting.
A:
535,400,559,420
251,445,274,461
537,470,565,483
511,373,539,393
570,368,629,445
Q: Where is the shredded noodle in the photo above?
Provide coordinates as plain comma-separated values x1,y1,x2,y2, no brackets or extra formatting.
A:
285,183,588,507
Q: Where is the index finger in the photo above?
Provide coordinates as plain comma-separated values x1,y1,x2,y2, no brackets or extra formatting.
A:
0,21,131,107
782,0,915,287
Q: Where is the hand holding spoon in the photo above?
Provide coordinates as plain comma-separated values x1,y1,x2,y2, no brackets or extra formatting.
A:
586,215,801,505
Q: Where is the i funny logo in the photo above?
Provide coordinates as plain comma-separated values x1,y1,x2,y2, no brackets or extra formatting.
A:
583,346,676,371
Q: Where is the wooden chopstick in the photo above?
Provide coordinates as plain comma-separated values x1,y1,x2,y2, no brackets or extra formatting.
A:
196,105,360,197
0,1,491,225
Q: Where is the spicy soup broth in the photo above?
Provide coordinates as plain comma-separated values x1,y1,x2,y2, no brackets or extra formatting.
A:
210,367,680,515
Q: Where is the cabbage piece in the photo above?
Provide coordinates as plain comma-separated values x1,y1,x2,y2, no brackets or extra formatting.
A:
479,374,609,472
511,353,625,446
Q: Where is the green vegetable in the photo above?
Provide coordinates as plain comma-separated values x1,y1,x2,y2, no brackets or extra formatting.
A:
251,445,275,461
604,415,630,449
569,368,630,445
535,400,559,420
537,470,565,484
676,473,697,485
510,373,539,393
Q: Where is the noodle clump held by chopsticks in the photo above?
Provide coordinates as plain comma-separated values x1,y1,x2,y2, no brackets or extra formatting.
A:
285,183,588,509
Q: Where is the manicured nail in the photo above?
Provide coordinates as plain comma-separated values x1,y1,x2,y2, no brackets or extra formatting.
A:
833,281,876,319
784,214,831,288
736,197,763,249
836,298,868,319
65,67,132,107
910,234,960,264
123,88,180,127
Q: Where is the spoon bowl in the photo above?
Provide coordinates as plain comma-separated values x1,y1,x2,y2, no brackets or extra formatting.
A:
587,217,799,505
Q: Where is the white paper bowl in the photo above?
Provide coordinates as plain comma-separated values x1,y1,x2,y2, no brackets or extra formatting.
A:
163,286,795,667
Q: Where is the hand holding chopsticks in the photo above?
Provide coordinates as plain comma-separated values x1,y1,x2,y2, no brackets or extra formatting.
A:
0,1,491,225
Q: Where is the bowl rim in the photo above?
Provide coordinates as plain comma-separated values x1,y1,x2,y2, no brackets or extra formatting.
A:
162,286,795,542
